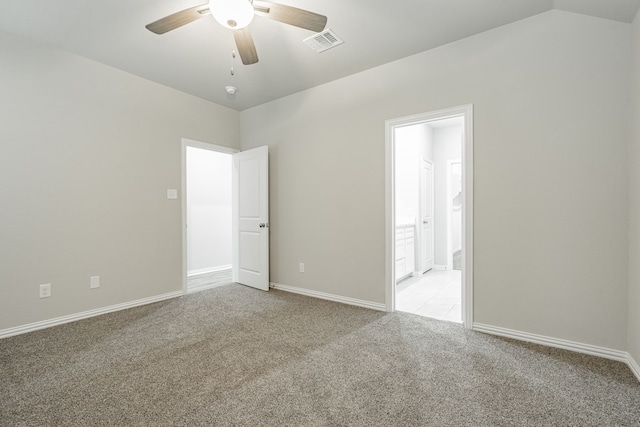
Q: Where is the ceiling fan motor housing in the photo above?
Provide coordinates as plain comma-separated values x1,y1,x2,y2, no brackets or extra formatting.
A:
209,0,255,29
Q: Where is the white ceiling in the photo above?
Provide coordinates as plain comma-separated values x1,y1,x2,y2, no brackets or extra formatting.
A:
1,0,638,111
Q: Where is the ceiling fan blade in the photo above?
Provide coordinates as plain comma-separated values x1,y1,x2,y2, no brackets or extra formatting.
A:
146,4,210,34
233,28,259,65
253,1,327,33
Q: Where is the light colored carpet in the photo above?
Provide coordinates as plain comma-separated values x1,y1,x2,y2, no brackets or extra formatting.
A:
1,283,638,426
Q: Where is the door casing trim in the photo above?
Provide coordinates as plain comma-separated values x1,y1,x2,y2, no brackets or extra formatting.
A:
384,104,474,328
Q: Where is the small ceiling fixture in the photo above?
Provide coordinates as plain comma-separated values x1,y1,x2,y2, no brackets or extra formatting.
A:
225,86,237,95
209,0,254,29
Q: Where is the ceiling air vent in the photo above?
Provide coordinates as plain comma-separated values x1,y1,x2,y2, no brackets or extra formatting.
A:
303,29,344,53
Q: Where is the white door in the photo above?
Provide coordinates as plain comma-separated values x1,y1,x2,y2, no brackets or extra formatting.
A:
421,159,434,272
232,146,269,291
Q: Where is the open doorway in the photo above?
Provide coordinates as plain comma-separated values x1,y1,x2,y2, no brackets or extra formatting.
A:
385,105,473,328
181,139,238,293
394,118,463,322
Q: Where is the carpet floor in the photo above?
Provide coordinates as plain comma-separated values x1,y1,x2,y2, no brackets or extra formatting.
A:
1,283,638,426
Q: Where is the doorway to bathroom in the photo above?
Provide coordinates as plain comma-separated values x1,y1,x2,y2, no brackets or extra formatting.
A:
385,105,473,328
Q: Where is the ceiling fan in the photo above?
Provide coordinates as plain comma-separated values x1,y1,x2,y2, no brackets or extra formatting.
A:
146,0,328,65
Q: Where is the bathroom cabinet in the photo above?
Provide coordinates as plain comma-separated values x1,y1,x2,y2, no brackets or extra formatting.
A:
395,224,415,282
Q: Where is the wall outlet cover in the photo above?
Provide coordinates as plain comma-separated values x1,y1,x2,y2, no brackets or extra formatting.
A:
39,283,51,298
90,276,100,289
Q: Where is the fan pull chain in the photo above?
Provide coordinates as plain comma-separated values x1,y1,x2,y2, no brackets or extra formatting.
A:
230,49,237,76
225,47,238,96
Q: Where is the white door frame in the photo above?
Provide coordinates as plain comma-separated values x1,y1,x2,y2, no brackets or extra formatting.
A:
181,138,239,294
385,105,474,328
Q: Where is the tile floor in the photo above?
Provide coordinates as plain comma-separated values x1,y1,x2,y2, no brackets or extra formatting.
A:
396,269,461,323
187,268,233,293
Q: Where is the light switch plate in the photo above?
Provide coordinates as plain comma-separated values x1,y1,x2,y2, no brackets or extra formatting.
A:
167,189,178,199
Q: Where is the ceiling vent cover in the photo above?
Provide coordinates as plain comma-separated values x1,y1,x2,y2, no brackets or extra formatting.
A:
303,29,344,53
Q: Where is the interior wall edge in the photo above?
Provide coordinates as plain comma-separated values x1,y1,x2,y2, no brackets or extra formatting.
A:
627,4,640,380
628,352,640,382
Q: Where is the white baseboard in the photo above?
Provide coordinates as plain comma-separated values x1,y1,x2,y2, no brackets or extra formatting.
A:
396,272,412,282
474,323,640,382
270,282,386,312
473,323,628,361
187,265,232,277
0,291,183,339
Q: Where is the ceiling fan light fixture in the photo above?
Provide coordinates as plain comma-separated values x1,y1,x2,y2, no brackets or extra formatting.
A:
209,0,255,29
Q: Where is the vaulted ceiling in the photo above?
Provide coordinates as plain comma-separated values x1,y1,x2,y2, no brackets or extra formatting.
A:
1,0,638,111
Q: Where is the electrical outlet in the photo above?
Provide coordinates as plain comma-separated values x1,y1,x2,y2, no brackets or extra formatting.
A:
299,263,305,273
90,276,100,289
39,283,51,298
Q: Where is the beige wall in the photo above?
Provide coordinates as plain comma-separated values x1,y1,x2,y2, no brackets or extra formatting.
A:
241,10,631,350
0,30,240,330
629,9,640,368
